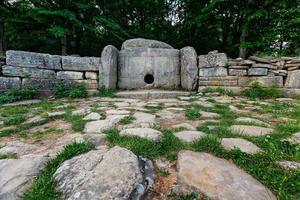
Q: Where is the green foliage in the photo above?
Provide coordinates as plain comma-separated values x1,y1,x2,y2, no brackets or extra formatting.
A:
0,152,17,159
241,81,283,99
22,142,94,200
52,81,87,99
97,87,115,97
4,115,26,126
185,108,201,120
202,87,234,97
119,115,135,125
64,112,86,132
0,87,39,104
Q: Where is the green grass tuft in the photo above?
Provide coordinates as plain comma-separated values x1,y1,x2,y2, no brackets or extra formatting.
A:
241,81,283,100
97,87,115,97
185,108,201,120
0,86,39,105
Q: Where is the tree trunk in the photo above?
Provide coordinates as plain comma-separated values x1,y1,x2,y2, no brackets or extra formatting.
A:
0,22,4,57
239,25,248,59
60,34,67,55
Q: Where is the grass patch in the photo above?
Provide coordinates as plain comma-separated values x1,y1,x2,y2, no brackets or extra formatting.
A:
185,108,201,120
22,141,94,200
64,112,86,132
119,115,135,125
0,86,39,105
241,81,283,100
202,87,234,97
52,80,88,99
0,152,17,159
4,115,26,126
97,87,115,97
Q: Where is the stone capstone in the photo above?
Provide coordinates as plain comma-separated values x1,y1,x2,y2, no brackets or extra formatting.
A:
285,70,300,88
0,156,48,200
173,151,276,200
6,50,61,70
198,51,227,68
2,65,56,78
121,38,173,50
0,76,21,90
54,146,154,200
100,45,119,89
62,56,100,71
180,47,198,90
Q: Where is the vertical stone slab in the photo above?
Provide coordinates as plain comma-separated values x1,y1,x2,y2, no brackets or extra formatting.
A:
285,70,300,88
180,47,198,91
100,45,119,89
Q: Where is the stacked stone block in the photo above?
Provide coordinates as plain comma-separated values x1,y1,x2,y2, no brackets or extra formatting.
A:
0,50,99,95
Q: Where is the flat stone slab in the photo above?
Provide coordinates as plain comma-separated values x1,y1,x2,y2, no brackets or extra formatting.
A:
54,147,146,199
0,141,37,157
2,99,41,107
115,90,189,99
200,111,220,119
174,151,276,200
83,112,101,121
235,117,269,127
174,131,206,143
120,128,162,141
0,156,48,200
84,115,124,133
171,123,196,131
289,132,300,144
231,125,273,136
221,138,262,154
277,160,300,171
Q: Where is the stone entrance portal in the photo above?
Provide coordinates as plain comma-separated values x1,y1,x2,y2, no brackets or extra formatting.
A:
99,38,199,91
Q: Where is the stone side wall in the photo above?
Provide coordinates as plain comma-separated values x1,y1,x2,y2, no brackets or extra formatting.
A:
198,51,300,93
0,50,99,96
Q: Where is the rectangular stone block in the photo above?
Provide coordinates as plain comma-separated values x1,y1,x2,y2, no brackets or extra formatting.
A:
6,50,61,70
199,67,227,77
238,77,251,87
0,77,21,90
248,68,268,76
22,78,54,90
228,69,247,76
199,76,238,86
2,65,56,78
255,76,283,87
57,71,83,80
62,56,100,71
198,51,227,68
285,70,300,88
228,65,249,69
85,72,98,80
252,63,277,70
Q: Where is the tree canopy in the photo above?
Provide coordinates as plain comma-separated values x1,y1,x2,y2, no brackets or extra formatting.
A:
1,0,299,57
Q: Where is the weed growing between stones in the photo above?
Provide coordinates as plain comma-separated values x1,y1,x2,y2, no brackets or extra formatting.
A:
0,86,39,104
202,87,235,97
97,86,115,97
64,112,86,132
52,80,88,98
185,108,201,120
4,115,26,126
22,142,94,200
241,81,283,99
119,115,135,125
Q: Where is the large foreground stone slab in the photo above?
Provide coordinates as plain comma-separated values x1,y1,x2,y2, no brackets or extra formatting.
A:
100,45,118,89
221,138,262,154
180,47,198,90
231,125,273,136
174,151,276,200
0,156,48,200
62,56,100,71
6,50,61,70
121,38,173,50
120,128,162,141
54,146,149,199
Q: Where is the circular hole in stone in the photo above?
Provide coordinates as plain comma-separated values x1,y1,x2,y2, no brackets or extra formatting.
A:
144,74,154,84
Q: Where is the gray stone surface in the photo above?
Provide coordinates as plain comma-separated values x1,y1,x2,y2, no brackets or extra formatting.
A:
57,71,83,80
100,45,118,89
115,90,189,99
62,56,100,71
83,112,101,121
199,67,227,77
2,65,56,78
235,117,269,127
231,125,273,136
198,76,238,86
120,128,162,141
0,141,37,156
118,48,180,89
174,131,206,143
54,147,145,200
221,138,262,154
180,47,198,90
85,72,98,80
200,111,220,119
0,156,48,200
6,50,61,70
278,160,300,171
174,151,276,200
0,76,21,90
290,132,300,144
198,51,227,68
228,69,247,76
84,115,124,133
285,70,300,88
248,68,268,76
255,76,284,87
75,79,98,89
22,78,54,91
121,38,173,50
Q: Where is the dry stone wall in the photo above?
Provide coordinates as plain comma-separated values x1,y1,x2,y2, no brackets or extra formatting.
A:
198,51,300,94
0,50,99,96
